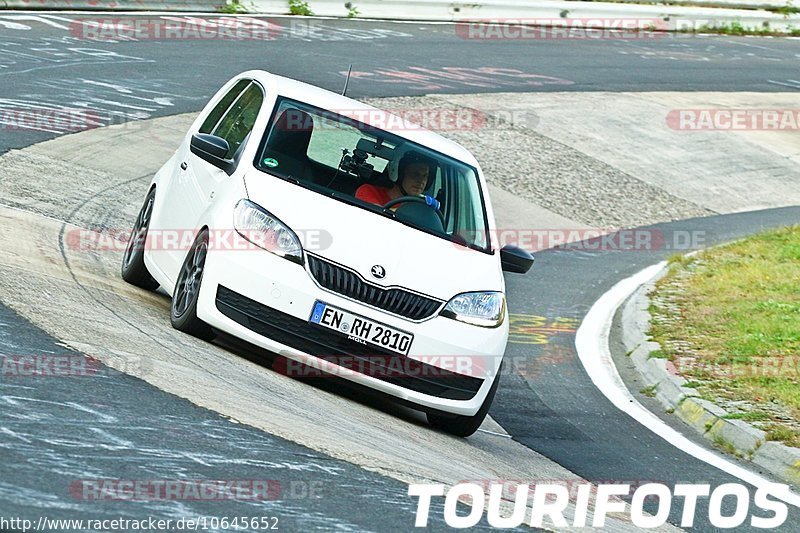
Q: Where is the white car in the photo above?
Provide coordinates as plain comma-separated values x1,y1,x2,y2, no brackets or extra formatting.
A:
121,70,533,436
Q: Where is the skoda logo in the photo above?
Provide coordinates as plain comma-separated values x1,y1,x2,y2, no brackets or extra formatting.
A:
370,265,386,279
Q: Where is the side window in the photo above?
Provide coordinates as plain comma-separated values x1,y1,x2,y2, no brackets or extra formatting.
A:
451,167,487,249
199,79,250,134
212,83,265,159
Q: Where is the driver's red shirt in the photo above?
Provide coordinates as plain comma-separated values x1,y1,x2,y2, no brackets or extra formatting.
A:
355,184,392,206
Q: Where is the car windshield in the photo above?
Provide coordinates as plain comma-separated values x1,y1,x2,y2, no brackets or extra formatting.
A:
254,97,491,252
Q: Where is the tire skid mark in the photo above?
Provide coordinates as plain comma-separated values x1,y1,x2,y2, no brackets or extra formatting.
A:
53,173,271,400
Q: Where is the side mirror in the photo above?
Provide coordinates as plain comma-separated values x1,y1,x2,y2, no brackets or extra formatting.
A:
500,245,534,274
190,133,235,175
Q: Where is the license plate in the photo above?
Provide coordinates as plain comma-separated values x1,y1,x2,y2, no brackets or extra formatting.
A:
309,301,413,355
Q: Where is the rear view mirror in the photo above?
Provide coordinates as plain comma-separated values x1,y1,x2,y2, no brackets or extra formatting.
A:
190,133,235,175
356,137,395,160
500,245,534,274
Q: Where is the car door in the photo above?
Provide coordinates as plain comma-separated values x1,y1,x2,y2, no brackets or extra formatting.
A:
157,79,264,283
187,80,265,225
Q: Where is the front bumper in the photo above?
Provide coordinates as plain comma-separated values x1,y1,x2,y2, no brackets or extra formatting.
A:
196,246,508,416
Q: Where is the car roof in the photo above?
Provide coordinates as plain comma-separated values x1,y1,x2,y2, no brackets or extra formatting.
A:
241,70,481,169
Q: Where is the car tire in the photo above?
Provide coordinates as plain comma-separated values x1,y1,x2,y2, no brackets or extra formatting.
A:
426,364,502,438
170,229,215,341
121,188,160,290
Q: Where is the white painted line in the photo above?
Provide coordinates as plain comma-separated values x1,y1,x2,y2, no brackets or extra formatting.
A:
38,14,77,22
574,261,800,508
476,428,513,438
767,79,800,89
0,20,30,30
0,121,63,134
0,15,71,29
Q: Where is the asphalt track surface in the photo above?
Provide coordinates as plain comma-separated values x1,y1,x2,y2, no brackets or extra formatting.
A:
0,303,505,532
1,13,800,532
2,13,800,152
498,208,800,531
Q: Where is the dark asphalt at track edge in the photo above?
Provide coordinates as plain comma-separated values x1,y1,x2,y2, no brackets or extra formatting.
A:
2,16,800,152
0,303,518,532
496,206,800,531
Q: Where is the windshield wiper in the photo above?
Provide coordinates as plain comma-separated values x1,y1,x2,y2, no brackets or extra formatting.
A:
260,167,300,185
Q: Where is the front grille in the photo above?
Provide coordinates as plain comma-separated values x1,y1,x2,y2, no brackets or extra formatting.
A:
306,255,442,321
216,286,483,401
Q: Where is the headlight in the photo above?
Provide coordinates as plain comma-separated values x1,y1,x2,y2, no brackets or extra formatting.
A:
233,199,303,264
440,292,505,328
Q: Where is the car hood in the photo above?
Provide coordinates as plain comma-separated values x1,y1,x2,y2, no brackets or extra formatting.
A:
243,171,503,301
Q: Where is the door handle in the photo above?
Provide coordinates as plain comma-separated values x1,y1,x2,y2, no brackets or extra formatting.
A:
180,162,187,170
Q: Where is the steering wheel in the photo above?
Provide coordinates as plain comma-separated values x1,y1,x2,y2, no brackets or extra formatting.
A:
383,195,445,225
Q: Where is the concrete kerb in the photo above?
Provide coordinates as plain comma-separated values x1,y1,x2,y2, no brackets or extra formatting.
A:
1,1,798,33
620,263,800,490
251,0,799,33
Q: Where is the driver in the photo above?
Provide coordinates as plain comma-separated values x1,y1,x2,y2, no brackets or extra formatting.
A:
355,151,436,208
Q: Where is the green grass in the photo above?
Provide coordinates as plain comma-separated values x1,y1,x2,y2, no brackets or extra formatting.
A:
640,384,658,398
216,0,250,13
712,434,743,459
345,1,360,18
765,425,800,447
648,349,670,360
650,225,800,446
288,0,314,15
772,0,800,16
686,21,798,37
723,411,771,422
